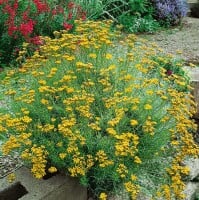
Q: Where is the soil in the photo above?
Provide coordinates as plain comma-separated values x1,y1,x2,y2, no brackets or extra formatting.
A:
140,17,199,65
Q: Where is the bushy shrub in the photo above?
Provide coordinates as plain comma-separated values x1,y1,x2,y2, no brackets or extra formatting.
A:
76,0,160,33
0,20,198,199
151,0,189,26
0,0,86,67
76,0,188,33
118,13,160,33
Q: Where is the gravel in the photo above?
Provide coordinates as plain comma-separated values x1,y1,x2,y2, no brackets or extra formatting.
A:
0,153,23,178
141,17,199,65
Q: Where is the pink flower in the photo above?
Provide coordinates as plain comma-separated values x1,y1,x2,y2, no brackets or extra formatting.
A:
33,0,49,13
22,11,30,21
63,22,73,31
57,7,64,14
166,70,173,76
67,12,73,20
0,0,7,5
13,0,18,10
81,12,86,21
19,20,35,36
51,8,57,15
68,2,75,9
8,24,18,36
29,36,43,45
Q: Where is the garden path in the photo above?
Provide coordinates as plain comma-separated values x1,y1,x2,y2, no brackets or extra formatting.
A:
141,17,199,65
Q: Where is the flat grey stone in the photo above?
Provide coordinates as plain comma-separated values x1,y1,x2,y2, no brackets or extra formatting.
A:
184,158,199,181
0,166,87,200
184,182,199,200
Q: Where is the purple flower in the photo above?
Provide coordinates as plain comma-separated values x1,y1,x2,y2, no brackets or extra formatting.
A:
151,0,188,25
166,70,173,76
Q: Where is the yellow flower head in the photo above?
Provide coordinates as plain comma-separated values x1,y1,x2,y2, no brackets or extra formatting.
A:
59,153,67,159
105,53,112,59
130,119,138,126
99,192,107,200
7,173,16,183
144,104,152,110
89,53,97,58
48,166,57,173
134,156,142,164
131,174,137,181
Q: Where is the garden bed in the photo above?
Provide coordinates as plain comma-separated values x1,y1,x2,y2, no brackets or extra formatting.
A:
2,14,198,199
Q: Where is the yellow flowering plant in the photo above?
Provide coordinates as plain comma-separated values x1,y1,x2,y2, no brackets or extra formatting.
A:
0,20,198,199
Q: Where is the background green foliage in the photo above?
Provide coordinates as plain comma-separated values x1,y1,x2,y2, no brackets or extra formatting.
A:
76,0,160,33
0,0,189,67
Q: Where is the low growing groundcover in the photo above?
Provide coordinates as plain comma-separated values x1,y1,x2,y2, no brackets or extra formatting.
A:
0,20,198,200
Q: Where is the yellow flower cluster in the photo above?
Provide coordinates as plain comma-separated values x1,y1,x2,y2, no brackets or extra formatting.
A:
96,150,114,168
7,173,16,183
124,181,140,200
0,20,198,199
30,145,48,179
99,192,107,200
116,164,128,178
142,116,157,136
114,132,139,157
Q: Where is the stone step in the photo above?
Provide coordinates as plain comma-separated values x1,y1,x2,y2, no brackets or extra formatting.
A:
184,182,199,200
0,166,87,200
187,0,198,16
183,67,199,118
187,0,198,6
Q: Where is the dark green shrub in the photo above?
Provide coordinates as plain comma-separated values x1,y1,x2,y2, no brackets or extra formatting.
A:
118,13,160,33
77,0,189,33
76,0,160,33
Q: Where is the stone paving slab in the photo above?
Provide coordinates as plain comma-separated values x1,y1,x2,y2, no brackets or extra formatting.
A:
0,167,87,200
183,67,199,118
184,182,199,200
185,67,199,82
